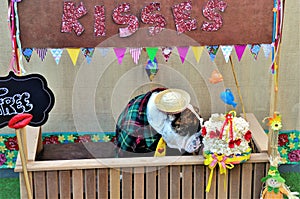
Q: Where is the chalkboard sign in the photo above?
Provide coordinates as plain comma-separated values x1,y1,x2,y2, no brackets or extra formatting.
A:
0,72,55,128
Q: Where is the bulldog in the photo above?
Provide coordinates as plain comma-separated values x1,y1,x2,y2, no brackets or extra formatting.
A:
114,88,203,157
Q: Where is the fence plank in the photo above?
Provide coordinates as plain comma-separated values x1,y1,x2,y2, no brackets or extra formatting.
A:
85,169,96,199
253,163,266,198
122,168,132,199
59,170,71,199
34,171,46,199
72,170,83,199
98,168,108,199
134,167,145,199
205,167,216,199
229,164,241,199
218,170,229,199
194,165,205,199
110,168,121,199
182,165,193,199
158,166,168,199
170,165,180,199
146,167,157,199
46,171,58,199
241,164,253,199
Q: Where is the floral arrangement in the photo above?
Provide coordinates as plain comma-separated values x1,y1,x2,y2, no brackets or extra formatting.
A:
201,111,252,192
202,111,252,156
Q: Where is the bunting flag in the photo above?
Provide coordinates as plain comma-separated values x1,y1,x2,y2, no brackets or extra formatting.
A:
22,48,33,62
220,45,233,63
36,48,47,61
261,44,272,58
98,48,110,57
67,48,80,66
177,46,189,63
191,46,204,63
248,44,261,60
234,45,247,61
206,45,219,62
113,48,127,64
146,47,158,62
81,48,95,64
145,58,158,81
129,48,142,64
161,47,173,62
50,49,63,65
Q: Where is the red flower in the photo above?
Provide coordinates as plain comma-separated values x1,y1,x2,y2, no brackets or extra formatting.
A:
244,131,252,142
288,150,300,162
235,139,242,146
228,140,235,148
75,135,91,143
201,127,207,136
278,134,289,147
43,136,60,145
5,137,19,150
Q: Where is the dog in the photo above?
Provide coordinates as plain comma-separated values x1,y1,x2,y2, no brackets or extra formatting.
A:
114,88,203,157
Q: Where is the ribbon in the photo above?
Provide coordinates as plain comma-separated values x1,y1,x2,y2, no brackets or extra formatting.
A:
219,111,236,141
154,137,166,157
204,153,234,192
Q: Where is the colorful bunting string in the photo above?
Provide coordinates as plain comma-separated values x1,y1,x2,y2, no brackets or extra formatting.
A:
129,48,142,64
161,47,172,62
176,46,189,64
145,58,158,81
206,45,219,62
50,49,63,65
98,48,110,57
22,48,33,62
248,44,261,60
36,48,48,61
113,48,127,64
81,48,95,64
234,45,247,62
146,47,158,62
191,46,204,63
67,48,80,66
220,45,233,63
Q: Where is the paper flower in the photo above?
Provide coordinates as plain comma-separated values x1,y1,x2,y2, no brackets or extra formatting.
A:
264,112,282,131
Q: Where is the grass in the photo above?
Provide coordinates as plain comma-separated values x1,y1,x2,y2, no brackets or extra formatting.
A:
282,172,300,193
0,178,20,199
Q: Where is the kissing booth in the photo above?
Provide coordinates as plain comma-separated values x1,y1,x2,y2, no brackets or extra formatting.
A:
2,0,292,198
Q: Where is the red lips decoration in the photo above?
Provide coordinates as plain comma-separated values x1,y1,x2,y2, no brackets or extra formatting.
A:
8,113,33,129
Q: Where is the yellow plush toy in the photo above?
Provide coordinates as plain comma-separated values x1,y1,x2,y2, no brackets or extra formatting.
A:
261,166,299,199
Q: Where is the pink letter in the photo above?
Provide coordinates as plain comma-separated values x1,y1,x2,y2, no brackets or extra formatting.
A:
141,2,166,36
201,0,227,32
112,3,139,37
61,1,87,36
172,1,197,34
94,5,106,37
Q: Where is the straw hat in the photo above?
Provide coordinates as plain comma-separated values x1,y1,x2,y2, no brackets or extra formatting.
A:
154,89,191,113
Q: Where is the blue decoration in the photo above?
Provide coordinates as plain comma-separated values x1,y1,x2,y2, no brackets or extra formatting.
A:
220,89,237,108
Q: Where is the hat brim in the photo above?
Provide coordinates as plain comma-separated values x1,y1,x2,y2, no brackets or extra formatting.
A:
154,89,191,113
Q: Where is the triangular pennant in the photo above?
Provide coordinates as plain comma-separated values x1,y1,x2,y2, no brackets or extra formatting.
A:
145,58,158,81
206,45,219,62
261,44,272,59
146,47,158,62
67,48,80,66
191,46,204,63
248,44,261,60
220,45,233,63
50,49,63,65
161,47,173,62
81,48,95,64
113,48,127,64
177,46,189,63
129,48,142,64
35,48,48,61
98,48,110,57
22,48,33,62
234,45,247,61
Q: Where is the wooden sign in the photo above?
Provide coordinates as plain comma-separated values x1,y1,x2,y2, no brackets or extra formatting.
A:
18,0,274,48
0,72,55,128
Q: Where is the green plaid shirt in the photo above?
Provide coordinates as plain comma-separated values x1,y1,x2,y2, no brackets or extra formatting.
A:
115,88,166,153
